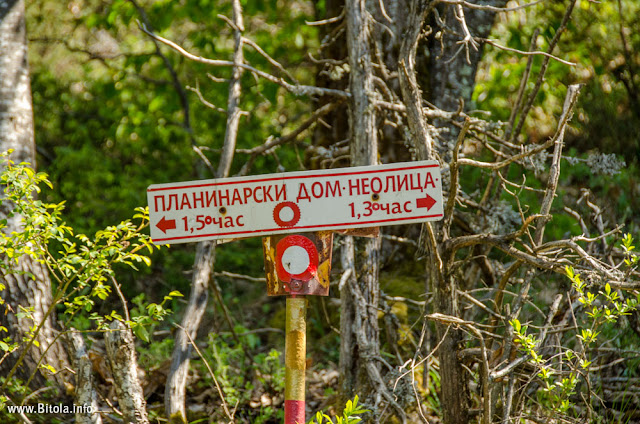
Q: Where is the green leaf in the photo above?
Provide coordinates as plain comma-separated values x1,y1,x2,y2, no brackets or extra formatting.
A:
133,323,150,342
565,265,574,280
510,319,521,333
40,364,57,374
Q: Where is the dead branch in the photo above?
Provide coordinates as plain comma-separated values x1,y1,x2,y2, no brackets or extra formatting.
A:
481,38,576,67
534,84,582,244
438,0,545,13
138,24,349,100
443,119,471,238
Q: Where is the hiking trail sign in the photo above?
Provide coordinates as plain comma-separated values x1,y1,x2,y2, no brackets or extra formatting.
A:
147,160,443,245
147,160,444,424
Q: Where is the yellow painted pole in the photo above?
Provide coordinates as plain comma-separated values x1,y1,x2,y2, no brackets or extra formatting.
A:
285,296,306,424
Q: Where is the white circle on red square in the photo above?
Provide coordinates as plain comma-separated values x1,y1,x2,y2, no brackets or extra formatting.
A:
273,202,301,227
275,235,318,282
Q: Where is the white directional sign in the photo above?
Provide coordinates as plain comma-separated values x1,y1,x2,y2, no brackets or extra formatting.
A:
147,160,443,244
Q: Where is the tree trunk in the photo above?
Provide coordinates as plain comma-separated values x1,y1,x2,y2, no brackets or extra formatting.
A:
424,4,506,424
105,321,149,424
340,3,394,420
70,331,102,424
165,241,214,423
164,1,243,421
0,0,70,390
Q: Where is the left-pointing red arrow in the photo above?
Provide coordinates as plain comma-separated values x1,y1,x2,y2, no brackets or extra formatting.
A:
156,216,177,234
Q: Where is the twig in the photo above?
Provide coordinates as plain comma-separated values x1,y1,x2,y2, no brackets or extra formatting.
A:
338,267,353,292
425,313,491,423
457,289,504,320
110,276,131,323
443,118,470,238
305,9,345,26
453,4,479,64
438,0,545,12
377,0,393,23
5,395,33,424
21,386,56,406
214,271,266,282
444,213,547,254
187,83,226,114
237,102,340,156
457,138,556,169
211,277,240,345
241,36,297,83
482,38,576,67
381,234,418,247
129,1,211,175
175,323,234,422
394,325,451,389
502,373,516,424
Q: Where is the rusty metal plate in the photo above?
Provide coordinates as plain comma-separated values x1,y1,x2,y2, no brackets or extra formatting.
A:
334,227,380,238
263,231,333,296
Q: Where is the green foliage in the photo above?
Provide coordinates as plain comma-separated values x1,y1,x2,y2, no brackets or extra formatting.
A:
0,151,179,392
308,395,369,424
510,259,640,415
474,0,640,162
622,233,639,267
197,326,285,422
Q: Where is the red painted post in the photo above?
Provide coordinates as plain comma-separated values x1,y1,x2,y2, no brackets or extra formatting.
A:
285,296,306,424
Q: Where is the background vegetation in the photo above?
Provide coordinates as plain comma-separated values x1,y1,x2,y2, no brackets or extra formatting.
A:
0,0,638,422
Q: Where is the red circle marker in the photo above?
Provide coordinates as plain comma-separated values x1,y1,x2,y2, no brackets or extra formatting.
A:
273,202,301,227
276,235,318,283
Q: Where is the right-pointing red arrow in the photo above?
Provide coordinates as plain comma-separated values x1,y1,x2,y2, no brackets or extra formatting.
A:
416,194,437,211
156,216,177,234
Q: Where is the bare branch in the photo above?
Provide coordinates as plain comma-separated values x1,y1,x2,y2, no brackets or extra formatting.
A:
507,29,540,141
187,83,227,114
214,271,266,282
438,0,545,13
534,84,582,244
237,102,340,155
443,118,470,238
241,36,298,83
482,37,576,67
305,9,345,26
453,4,479,64
138,24,349,99
444,213,546,254
457,138,555,169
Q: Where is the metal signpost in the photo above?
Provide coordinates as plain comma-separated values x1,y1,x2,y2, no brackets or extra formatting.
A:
147,160,444,424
